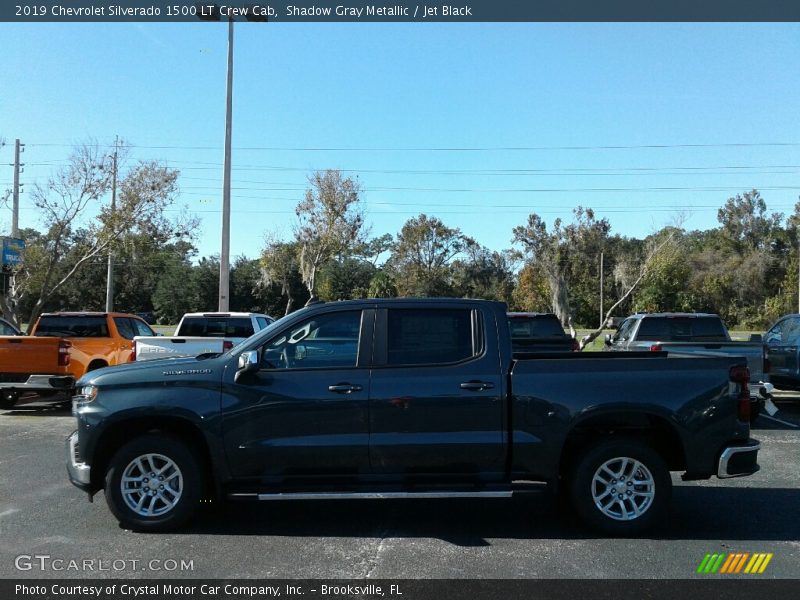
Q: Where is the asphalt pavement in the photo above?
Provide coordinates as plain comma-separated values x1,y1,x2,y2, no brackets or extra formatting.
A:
0,398,798,579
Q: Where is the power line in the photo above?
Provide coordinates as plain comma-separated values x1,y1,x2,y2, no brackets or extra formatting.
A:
24,141,800,152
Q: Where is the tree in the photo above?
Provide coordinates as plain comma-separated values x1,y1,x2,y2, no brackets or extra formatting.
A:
259,239,302,315
389,214,474,296
452,245,515,303
717,189,782,252
512,207,610,333
0,142,186,331
368,270,397,298
317,258,377,301
579,228,681,349
294,170,367,298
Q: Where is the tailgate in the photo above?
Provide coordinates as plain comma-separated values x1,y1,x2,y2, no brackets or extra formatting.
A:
0,337,66,375
657,342,765,382
134,336,226,361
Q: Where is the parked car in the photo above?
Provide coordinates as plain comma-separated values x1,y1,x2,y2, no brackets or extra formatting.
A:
605,312,772,421
69,298,759,535
32,312,156,374
764,314,800,390
508,312,578,353
131,312,275,361
0,335,73,409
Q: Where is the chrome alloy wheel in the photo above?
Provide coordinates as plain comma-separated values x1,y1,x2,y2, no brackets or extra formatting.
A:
120,453,183,517
591,456,655,521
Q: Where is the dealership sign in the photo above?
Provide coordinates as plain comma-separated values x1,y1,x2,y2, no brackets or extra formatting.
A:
1,237,25,267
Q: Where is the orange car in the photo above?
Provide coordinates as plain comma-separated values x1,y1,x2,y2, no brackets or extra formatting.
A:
30,312,157,379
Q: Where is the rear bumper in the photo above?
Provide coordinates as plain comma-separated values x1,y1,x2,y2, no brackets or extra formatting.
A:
66,430,91,491
0,375,74,399
717,439,760,479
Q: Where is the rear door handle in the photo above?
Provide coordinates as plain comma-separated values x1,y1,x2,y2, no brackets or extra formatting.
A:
460,381,494,391
328,383,363,394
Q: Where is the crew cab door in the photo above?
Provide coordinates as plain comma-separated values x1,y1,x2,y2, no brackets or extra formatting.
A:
221,307,374,483
368,305,506,479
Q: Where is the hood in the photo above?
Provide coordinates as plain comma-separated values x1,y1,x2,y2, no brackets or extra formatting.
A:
77,354,229,387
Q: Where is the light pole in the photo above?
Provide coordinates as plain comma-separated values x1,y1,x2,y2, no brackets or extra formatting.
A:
219,17,233,312
197,5,266,312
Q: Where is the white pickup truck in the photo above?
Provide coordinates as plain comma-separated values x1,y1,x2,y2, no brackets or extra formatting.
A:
132,312,275,362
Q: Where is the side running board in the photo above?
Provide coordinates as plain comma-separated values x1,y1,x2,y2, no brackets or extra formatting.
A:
228,490,514,501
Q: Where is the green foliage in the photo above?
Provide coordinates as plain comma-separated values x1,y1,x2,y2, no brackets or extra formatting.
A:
317,258,377,301
388,213,473,296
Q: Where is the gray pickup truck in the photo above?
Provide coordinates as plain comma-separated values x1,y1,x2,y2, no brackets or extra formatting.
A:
604,312,773,420
68,298,760,535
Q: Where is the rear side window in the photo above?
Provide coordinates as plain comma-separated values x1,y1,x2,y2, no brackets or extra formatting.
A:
508,315,566,337
35,316,109,337
386,309,475,366
113,317,135,340
178,317,254,338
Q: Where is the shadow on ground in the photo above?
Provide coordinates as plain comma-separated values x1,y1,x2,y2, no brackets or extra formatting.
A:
179,484,800,545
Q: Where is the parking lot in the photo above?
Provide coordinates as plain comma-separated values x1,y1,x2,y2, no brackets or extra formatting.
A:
1,396,798,580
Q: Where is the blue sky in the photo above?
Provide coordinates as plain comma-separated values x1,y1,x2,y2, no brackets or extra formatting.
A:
2,22,799,261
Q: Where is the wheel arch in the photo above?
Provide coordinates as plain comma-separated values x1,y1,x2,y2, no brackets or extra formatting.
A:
558,410,686,478
90,416,216,499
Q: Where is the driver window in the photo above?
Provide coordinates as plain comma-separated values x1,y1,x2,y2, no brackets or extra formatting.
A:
261,310,361,370
766,320,784,345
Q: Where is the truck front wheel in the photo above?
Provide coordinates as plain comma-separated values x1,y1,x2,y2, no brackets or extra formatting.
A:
104,434,203,532
569,439,671,535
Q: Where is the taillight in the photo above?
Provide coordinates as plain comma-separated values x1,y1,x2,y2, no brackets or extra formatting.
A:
730,365,751,422
649,343,662,352
58,340,71,366
763,349,770,374
223,340,234,352
129,339,136,362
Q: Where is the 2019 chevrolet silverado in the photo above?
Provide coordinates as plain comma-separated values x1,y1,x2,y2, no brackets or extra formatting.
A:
68,299,760,535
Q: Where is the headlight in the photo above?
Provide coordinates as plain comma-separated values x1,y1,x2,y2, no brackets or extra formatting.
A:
78,385,98,401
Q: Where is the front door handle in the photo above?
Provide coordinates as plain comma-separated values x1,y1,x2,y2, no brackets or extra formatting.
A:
328,383,363,394
460,381,494,391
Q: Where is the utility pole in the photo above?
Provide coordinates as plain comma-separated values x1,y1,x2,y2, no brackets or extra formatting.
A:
105,137,118,313
12,139,24,238
219,18,234,312
599,251,604,328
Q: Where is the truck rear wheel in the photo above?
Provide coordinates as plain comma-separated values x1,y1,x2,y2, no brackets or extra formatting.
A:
104,434,203,532
569,439,671,535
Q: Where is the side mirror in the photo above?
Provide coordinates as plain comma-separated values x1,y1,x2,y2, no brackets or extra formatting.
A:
604,334,612,346
235,350,260,382
748,334,762,343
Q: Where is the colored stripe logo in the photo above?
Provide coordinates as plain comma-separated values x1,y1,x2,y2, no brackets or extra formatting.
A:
697,553,773,574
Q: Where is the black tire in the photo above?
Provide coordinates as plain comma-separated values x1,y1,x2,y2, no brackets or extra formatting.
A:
569,439,671,536
104,434,203,532
0,391,18,410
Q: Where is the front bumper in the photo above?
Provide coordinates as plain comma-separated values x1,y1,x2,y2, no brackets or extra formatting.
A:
717,439,760,479
66,430,91,490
